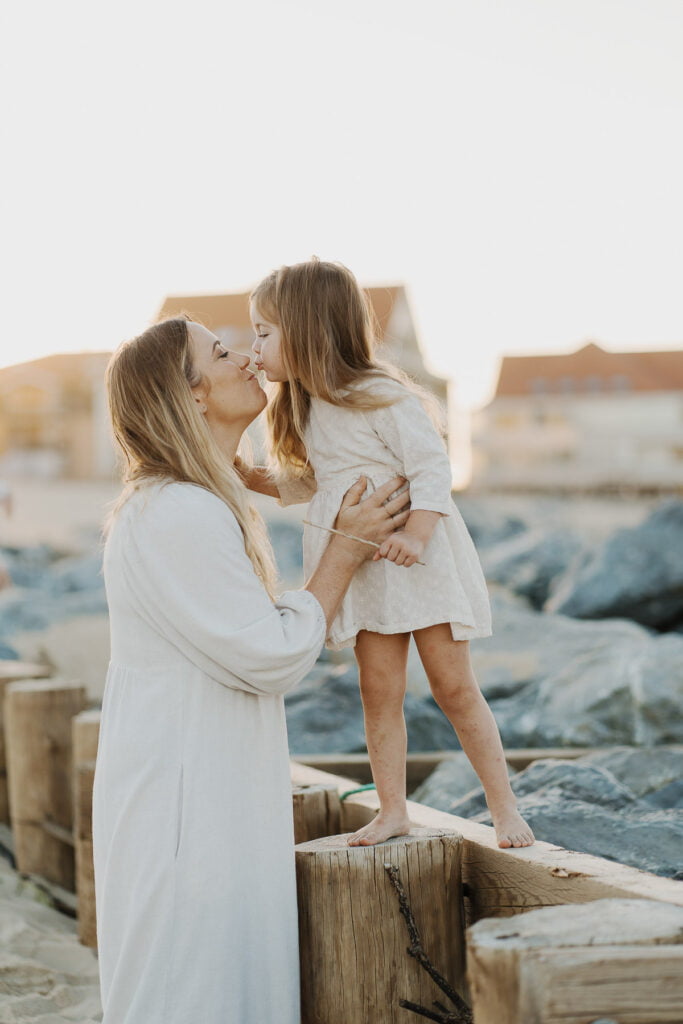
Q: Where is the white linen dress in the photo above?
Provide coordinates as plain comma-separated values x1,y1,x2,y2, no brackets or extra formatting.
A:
279,378,492,649
92,481,326,1024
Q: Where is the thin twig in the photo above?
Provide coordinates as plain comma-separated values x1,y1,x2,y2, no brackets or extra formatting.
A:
303,520,426,565
385,864,473,1024
399,1000,459,1023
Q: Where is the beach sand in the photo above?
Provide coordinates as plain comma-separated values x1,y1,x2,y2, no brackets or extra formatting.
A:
0,856,101,1023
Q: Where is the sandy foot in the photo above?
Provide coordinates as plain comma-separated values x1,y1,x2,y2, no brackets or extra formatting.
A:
491,807,535,848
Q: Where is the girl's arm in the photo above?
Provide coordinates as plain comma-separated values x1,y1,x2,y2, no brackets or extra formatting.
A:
234,457,280,498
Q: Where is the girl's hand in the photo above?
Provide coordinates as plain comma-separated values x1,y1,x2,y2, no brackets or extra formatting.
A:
334,476,411,560
375,531,425,567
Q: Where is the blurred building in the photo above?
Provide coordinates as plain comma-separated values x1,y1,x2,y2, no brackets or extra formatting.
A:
472,342,683,491
0,353,115,479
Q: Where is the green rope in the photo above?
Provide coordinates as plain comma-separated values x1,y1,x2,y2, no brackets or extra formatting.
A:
340,783,377,801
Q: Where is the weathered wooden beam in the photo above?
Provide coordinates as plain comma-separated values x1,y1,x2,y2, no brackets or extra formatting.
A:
467,898,683,1024
5,679,86,889
292,783,341,845
74,761,96,947
0,661,51,822
292,747,600,790
290,762,683,923
72,709,101,767
295,829,465,1024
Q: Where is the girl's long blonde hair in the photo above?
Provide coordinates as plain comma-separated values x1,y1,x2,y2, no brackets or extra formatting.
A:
250,259,442,476
106,317,277,596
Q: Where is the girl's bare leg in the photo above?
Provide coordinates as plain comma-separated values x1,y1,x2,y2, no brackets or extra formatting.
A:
347,630,413,846
414,623,534,849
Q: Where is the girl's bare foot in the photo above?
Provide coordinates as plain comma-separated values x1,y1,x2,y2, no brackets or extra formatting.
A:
490,806,535,849
347,812,412,847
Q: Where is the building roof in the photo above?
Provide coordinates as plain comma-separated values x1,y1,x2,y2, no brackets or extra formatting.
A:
495,342,683,396
157,285,404,338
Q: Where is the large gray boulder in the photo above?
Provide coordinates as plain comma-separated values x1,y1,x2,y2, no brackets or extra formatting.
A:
285,666,461,755
409,752,509,810
421,755,683,878
545,499,683,629
580,745,683,799
480,528,584,608
474,592,683,747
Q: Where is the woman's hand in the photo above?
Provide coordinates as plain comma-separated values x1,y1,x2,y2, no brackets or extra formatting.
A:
334,476,410,561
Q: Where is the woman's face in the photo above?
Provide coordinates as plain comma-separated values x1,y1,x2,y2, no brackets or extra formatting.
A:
188,322,266,430
249,301,287,382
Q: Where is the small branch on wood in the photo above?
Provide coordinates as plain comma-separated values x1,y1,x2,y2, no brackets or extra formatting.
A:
386,863,473,1024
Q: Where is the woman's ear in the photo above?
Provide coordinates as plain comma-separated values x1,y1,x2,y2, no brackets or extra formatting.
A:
191,380,209,414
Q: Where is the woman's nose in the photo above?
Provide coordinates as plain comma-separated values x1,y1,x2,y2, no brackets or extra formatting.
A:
237,352,251,370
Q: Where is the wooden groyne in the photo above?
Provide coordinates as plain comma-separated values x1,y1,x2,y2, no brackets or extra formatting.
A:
2,664,683,1022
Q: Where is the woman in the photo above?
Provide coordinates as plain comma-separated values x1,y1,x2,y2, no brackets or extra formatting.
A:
93,317,409,1024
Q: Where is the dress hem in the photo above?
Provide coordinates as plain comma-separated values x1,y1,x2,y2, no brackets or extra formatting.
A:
325,618,493,651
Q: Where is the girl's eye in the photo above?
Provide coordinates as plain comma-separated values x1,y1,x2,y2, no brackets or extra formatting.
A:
257,333,268,340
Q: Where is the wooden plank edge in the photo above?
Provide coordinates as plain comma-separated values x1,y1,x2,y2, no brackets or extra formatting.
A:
290,760,683,910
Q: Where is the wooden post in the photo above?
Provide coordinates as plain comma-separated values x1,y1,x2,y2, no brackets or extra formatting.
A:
74,761,97,947
292,783,341,845
467,897,683,1024
72,708,101,766
5,678,86,889
295,829,465,1024
0,661,51,822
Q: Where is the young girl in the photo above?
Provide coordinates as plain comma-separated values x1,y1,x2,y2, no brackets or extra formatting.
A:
247,259,534,849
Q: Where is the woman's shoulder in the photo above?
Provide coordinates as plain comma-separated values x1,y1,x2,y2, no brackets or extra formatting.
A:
119,480,240,534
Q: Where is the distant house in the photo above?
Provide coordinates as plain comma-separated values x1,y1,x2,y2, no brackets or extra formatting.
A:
0,353,115,479
157,285,448,406
472,342,683,491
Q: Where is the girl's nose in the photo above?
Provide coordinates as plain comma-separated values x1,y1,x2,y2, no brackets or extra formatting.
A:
251,338,261,356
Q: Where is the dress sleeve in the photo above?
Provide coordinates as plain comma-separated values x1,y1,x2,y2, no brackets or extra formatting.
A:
123,483,326,696
276,471,318,507
368,391,453,516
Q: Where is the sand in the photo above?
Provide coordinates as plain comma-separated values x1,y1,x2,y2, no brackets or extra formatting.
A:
0,857,101,1023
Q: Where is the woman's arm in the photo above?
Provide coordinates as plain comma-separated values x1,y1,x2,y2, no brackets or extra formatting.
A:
304,476,409,628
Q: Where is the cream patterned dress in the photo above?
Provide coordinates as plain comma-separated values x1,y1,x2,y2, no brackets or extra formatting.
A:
279,378,492,650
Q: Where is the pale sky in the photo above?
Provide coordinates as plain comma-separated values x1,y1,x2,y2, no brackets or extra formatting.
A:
2,0,682,409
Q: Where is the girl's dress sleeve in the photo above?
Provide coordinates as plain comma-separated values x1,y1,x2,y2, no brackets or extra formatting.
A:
368,390,453,516
122,483,326,696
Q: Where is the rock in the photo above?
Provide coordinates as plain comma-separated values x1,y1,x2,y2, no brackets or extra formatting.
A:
455,497,527,549
471,795,683,878
545,498,683,629
285,666,461,755
430,755,683,878
409,752,511,811
580,745,683,799
268,520,304,588
47,551,104,595
476,593,683,747
11,614,111,701
480,528,584,608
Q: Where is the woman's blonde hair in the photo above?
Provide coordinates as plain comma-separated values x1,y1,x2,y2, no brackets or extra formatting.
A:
250,259,442,476
105,317,277,596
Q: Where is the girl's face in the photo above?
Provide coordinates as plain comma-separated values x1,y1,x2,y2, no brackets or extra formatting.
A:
250,301,287,383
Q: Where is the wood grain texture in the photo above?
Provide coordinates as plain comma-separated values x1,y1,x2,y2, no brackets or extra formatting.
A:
292,784,341,845
467,899,683,1024
290,761,683,923
0,661,51,823
5,678,86,888
74,762,96,947
295,829,465,1024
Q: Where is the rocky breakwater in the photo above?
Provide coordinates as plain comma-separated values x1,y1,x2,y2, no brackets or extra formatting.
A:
412,746,683,879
